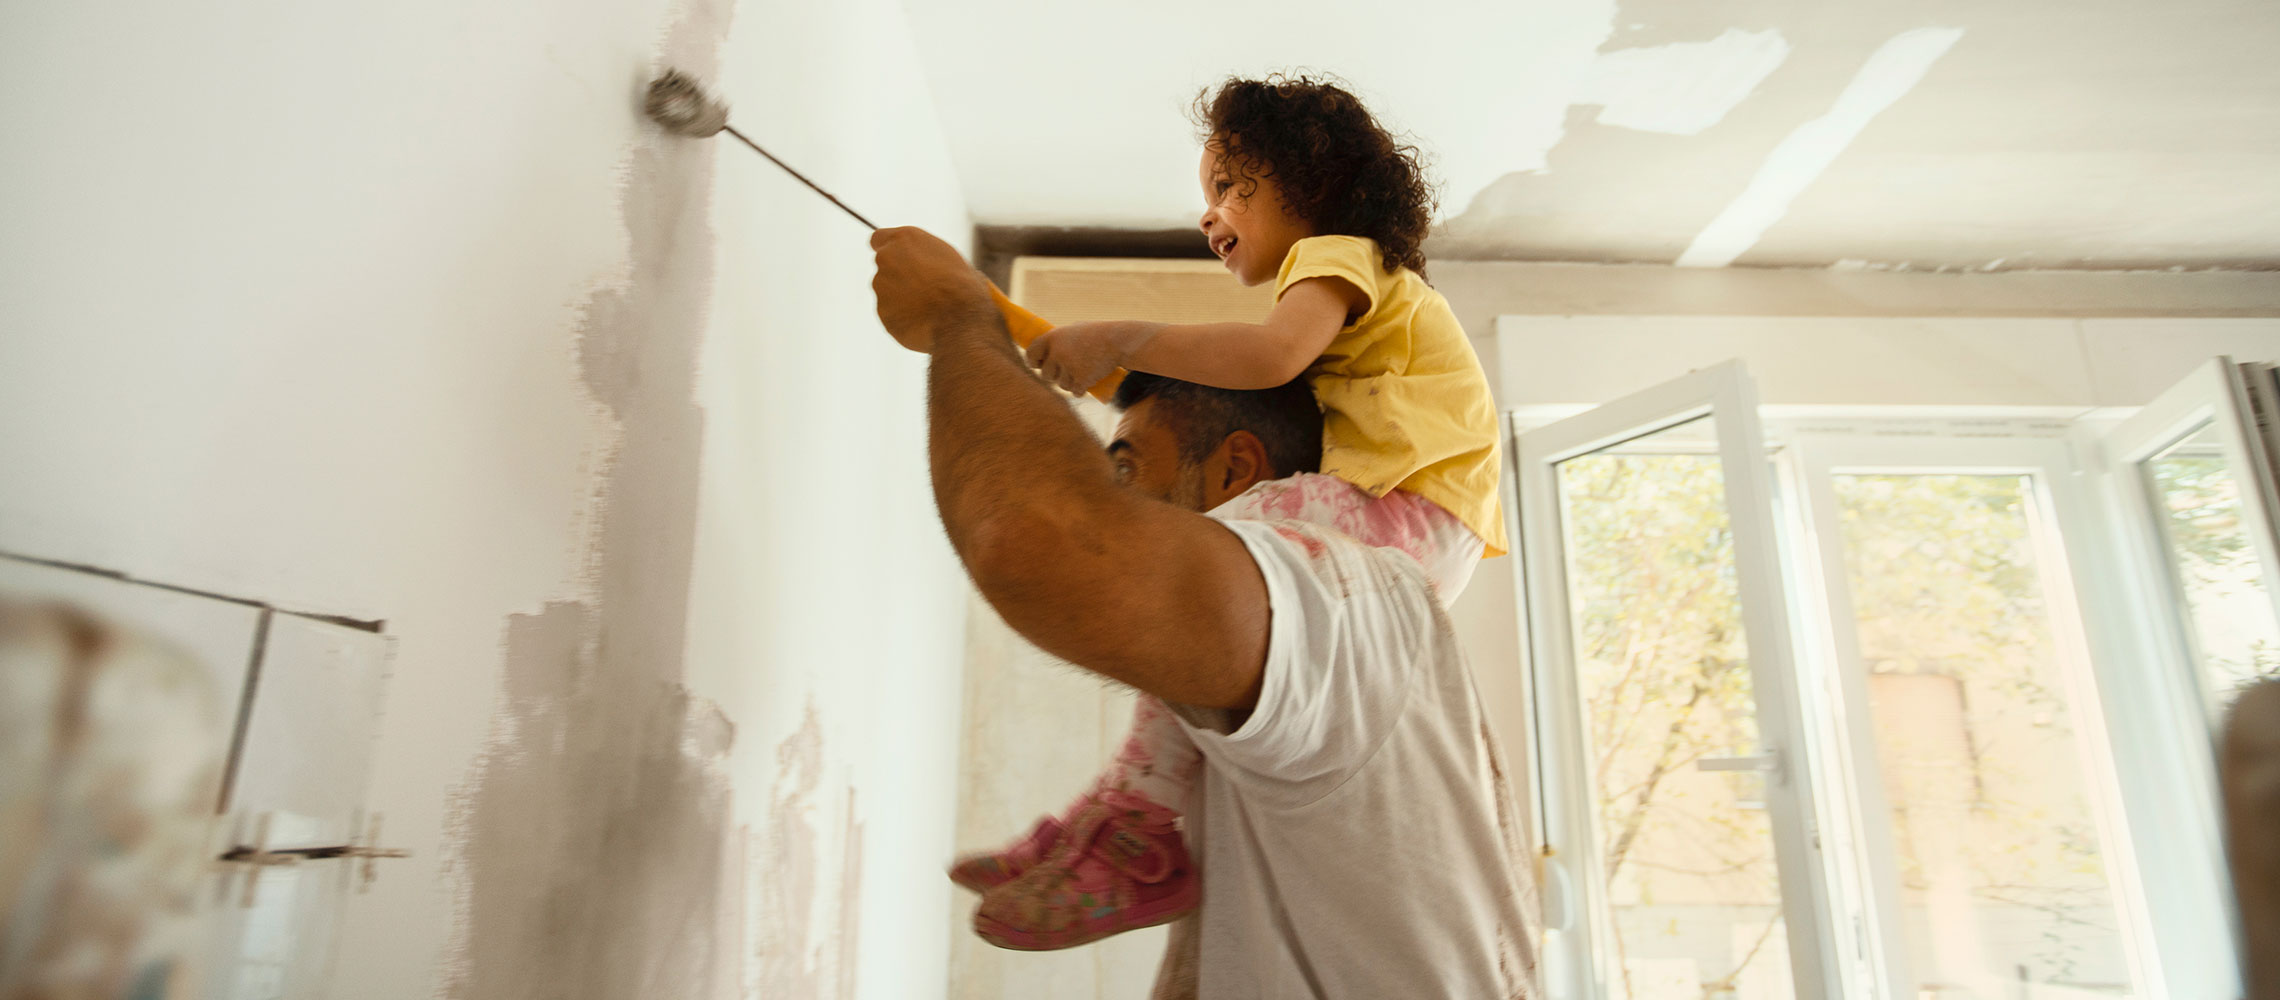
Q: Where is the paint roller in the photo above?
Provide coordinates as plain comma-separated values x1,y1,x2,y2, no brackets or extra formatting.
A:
644,69,1121,401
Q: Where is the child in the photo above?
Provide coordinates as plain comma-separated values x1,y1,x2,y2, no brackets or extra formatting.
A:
958,74,1508,951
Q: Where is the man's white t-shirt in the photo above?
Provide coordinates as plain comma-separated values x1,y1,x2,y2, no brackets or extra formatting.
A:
1170,515,1538,999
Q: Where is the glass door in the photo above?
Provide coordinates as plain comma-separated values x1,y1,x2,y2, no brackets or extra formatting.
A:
2082,355,2279,998
2100,357,2280,727
1784,432,2154,999
1516,361,1840,999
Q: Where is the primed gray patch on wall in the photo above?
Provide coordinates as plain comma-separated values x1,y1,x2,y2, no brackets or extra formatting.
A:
754,701,865,1000
451,602,736,1000
447,1,741,997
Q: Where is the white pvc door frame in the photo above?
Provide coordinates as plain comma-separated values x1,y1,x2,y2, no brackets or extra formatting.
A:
1515,360,1842,999
2084,355,2277,997
1780,430,2166,998
2100,356,2280,717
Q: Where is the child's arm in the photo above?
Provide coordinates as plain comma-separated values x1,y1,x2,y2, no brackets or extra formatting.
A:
1029,277,1366,394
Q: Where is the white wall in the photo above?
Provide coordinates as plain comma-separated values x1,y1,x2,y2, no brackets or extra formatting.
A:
1494,315,2280,413
0,0,972,997
681,0,974,996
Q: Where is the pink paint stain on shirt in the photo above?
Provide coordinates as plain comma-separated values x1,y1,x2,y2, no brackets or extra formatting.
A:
1220,473,1483,599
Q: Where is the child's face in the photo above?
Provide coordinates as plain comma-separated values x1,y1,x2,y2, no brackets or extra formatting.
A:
1198,144,1314,287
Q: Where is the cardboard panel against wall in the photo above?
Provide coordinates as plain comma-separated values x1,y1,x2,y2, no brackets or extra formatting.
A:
224,613,393,850
1495,315,2093,412
1010,257,1275,325
0,555,262,745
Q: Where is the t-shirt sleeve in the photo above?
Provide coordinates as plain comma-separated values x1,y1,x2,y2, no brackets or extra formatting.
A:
1174,518,1429,802
1273,235,1381,325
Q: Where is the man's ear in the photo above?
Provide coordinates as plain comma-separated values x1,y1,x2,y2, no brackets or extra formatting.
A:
1213,430,1275,501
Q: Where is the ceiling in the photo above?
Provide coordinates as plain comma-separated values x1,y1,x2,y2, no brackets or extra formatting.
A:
901,0,2280,271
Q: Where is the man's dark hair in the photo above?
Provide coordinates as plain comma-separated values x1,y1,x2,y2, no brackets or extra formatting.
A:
1111,372,1323,477
1193,73,1438,278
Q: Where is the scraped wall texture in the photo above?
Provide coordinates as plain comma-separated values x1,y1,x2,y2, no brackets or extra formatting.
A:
0,0,971,997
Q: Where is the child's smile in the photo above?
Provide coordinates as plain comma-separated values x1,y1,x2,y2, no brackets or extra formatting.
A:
1198,145,1315,287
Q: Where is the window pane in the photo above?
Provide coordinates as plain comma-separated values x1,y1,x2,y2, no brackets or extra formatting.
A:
1832,474,2137,998
2142,422,2280,722
1557,416,1794,999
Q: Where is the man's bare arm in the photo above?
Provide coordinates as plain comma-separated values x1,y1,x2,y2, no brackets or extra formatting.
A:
871,227,1271,709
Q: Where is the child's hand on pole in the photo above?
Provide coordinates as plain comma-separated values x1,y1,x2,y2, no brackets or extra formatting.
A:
1027,322,1149,396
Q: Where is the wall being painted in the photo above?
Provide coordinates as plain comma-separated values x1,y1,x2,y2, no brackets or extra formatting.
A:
678,0,974,996
0,1,970,998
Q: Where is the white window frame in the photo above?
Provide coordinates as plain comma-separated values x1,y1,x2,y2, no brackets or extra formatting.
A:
2072,357,2280,997
1779,428,2165,998
2095,357,2280,719
1509,358,2269,998
1514,361,1843,998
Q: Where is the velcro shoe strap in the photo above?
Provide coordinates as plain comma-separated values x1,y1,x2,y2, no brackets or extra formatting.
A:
1100,823,1174,884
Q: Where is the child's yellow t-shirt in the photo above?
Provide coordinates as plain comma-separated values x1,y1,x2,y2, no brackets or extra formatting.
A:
1277,235,1508,557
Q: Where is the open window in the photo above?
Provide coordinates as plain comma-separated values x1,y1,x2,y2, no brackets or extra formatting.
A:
1510,357,2275,999
1783,429,2153,998
1516,361,1843,997
2097,358,2280,728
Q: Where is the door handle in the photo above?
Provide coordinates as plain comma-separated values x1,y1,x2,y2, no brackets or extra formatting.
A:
1697,750,1785,784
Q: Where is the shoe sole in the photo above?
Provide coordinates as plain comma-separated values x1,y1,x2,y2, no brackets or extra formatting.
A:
949,869,1009,894
949,855,1018,894
971,884,1201,952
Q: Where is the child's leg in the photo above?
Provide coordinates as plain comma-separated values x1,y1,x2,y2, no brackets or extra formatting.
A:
1092,693,1201,811
973,780,1198,950
968,699,1203,950
1213,473,1486,601
949,695,1199,895
1386,488,1487,601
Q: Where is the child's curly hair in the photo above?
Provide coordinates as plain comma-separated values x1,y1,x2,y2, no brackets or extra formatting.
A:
1193,74,1438,277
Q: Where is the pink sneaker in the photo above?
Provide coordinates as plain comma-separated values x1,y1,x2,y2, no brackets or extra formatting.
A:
972,789,1198,951
949,815,1065,893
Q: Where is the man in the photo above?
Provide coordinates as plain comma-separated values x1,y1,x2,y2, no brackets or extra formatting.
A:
872,227,1536,998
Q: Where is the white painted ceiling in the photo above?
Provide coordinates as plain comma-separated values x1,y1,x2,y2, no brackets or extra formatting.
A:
900,0,2280,270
